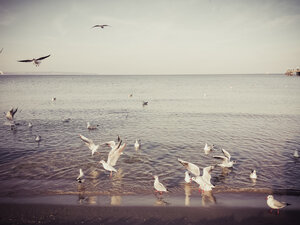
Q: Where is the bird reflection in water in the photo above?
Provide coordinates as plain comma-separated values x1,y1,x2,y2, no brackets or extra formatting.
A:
77,183,88,204
184,183,191,206
201,191,216,206
154,194,170,206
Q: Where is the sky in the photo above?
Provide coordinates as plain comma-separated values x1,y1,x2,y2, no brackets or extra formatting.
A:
0,0,299,75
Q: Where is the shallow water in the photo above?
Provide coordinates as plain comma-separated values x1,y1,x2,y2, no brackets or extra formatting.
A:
0,74,300,198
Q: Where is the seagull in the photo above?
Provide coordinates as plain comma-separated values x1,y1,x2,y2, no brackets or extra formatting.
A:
294,150,299,158
107,141,126,167
79,134,99,156
5,107,18,120
153,175,168,195
250,170,257,179
28,122,33,128
191,165,215,192
18,54,50,67
76,168,85,183
266,195,291,214
134,139,140,150
178,158,200,176
204,143,214,154
91,24,110,29
51,97,56,101
62,118,71,123
99,160,117,177
213,148,236,168
142,101,148,107
184,171,191,183
35,135,41,142
0,48,3,54
129,94,133,98
87,122,98,130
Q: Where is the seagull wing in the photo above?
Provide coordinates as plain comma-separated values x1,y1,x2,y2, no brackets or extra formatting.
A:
37,55,50,61
91,25,100,28
222,149,231,160
107,143,126,166
12,108,18,117
18,59,33,62
79,134,93,145
213,155,228,164
178,158,200,176
273,199,287,208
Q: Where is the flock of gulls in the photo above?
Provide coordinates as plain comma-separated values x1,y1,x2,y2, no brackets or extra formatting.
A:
1,23,298,213
4,103,298,214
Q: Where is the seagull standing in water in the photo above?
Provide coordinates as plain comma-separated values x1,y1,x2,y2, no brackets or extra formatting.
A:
99,160,117,177
5,108,18,120
134,139,140,150
266,195,291,214
35,135,41,142
76,169,85,183
204,143,214,154
87,122,98,130
213,149,236,168
18,54,50,67
79,134,99,156
178,158,200,176
294,150,299,158
250,170,257,179
154,175,168,195
184,171,191,183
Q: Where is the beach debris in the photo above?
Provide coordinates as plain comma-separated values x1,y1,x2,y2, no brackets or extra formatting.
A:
134,139,140,150
213,148,236,168
91,24,110,29
154,175,168,195
18,54,50,67
204,143,214,154
266,195,291,214
250,170,257,179
184,171,191,183
79,134,99,156
178,158,200,176
76,168,85,183
294,150,299,158
5,107,18,120
87,122,98,130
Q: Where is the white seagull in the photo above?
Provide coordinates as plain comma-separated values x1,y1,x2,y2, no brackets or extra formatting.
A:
154,175,168,195
92,24,110,29
76,168,85,183
87,122,98,130
184,171,191,183
250,170,257,179
204,143,214,154
35,135,41,142
178,158,200,176
107,141,126,167
134,139,140,150
79,134,99,156
5,108,18,120
18,54,50,67
28,122,33,128
191,165,215,192
213,148,236,168
294,150,299,158
266,195,291,214
99,160,117,177
51,97,56,101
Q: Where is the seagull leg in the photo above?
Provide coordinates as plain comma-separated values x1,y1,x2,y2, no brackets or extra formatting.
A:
198,188,201,193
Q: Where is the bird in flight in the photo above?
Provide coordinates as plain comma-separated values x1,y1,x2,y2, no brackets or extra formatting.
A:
0,48,3,54
18,54,50,67
91,24,110,29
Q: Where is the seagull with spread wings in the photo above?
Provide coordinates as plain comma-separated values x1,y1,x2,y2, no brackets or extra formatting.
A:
92,24,110,29
18,54,50,67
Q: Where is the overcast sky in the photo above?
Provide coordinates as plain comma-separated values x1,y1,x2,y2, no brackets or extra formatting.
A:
0,0,299,75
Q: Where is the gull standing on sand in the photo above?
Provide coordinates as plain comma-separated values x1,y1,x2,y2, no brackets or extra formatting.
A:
178,158,200,176
18,54,50,67
213,149,236,168
76,169,85,183
266,195,291,214
79,134,99,156
250,170,257,179
204,143,214,154
294,150,299,158
5,108,18,120
154,175,168,195
134,139,140,150
184,171,191,183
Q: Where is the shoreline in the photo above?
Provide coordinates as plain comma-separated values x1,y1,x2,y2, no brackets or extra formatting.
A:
0,193,299,225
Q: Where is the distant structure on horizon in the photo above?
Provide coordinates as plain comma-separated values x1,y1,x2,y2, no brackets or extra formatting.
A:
285,67,300,76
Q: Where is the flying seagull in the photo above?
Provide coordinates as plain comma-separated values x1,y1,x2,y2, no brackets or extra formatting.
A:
18,54,50,67
92,24,110,29
5,107,18,120
79,134,99,156
0,48,3,54
213,148,236,168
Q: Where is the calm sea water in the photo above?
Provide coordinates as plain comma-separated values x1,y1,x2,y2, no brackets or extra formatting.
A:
0,74,300,200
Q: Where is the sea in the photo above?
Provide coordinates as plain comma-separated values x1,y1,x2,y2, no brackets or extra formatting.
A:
0,74,300,205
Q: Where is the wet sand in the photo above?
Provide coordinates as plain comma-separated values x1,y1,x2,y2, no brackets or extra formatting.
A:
0,193,299,225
